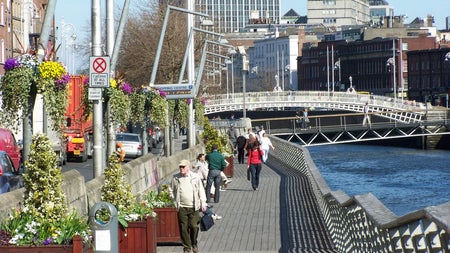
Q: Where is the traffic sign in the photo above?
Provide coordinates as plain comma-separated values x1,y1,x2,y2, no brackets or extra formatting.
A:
152,84,195,99
89,56,110,88
88,87,102,100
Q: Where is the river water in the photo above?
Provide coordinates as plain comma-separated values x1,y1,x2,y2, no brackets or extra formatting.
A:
306,144,450,216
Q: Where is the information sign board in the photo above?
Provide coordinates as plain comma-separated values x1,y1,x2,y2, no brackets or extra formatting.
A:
152,84,195,99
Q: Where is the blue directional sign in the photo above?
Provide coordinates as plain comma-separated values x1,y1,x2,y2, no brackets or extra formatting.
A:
152,84,195,99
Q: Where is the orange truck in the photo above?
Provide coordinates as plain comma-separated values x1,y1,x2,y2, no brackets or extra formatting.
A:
63,76,93,162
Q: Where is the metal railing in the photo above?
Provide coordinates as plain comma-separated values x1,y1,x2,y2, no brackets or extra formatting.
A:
204,91,430,122
269,136,450,252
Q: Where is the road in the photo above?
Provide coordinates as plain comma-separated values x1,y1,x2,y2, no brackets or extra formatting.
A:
62,141,165,182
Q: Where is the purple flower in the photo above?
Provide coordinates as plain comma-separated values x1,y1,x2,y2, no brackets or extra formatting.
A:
120,82,133,94
158,90,166,98
186,99,191,105
55,73,70,91
201,98,206,105
43,237,53,245
4,58,20,71
83,76,90,86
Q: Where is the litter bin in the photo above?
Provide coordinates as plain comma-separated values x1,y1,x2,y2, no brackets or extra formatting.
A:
89,202,119,253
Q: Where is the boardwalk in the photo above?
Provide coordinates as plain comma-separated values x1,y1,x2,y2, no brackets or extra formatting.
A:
157,154,338,253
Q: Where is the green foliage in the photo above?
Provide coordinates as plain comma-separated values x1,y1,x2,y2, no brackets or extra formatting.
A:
144,184,175,208
101,155,134,214
0,134,91,246
194,98,206,127
201,117,232,155
129,90,147,126
23,135,67,222
149,89,168,127
0,67,34,132
107,86,131,128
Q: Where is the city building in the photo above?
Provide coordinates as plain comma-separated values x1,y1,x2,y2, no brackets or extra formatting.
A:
0,0,48,75
195,0,281,34
408,48,450,107
307,0,371,28
251,33,299,91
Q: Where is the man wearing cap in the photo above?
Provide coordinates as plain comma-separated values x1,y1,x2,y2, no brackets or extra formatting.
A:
170,159,207,253
205,144,227,203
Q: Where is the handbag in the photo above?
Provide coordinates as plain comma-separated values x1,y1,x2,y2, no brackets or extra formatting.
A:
247,169,251,181
200,213,214,231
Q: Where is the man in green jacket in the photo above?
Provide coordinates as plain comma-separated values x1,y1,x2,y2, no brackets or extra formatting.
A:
205,144,227,203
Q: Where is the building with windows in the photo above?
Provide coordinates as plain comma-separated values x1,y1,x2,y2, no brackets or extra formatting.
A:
0,0,47,75
195,0,281,34
307,0,371,28
251,33,299,91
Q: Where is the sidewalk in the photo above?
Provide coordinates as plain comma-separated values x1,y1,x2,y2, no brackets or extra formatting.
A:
157,152,337,253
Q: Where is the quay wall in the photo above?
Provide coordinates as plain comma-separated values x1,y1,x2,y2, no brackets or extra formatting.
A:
269,136,450,252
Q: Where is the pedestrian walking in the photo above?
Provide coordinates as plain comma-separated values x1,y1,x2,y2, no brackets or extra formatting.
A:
169,159,207,253
260,133,274,163
247,141,264,191
193,153,209,187
362,102,371,127
205,144,227,203
235,134,247,164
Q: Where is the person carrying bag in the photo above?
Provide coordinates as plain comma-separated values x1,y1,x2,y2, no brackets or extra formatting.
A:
247,141,264,191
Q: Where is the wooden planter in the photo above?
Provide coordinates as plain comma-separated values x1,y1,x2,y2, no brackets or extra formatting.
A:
0,235,92,253
223,156,234,178
154,207,181,244
118,218,156,253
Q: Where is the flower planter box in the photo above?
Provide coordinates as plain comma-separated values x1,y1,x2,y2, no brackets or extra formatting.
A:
154,207,181,243
0,236,92,253
119,218,156,253
223,156,234,178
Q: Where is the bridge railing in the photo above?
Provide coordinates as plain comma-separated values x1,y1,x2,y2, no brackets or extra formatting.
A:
269,136,450,252
204,91,432,123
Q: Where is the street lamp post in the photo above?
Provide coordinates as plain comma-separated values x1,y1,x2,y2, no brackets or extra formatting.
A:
386,57,396,102
228,48,237,99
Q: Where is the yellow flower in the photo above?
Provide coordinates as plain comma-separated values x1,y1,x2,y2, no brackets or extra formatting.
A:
39,61,66,80
110,78,117,88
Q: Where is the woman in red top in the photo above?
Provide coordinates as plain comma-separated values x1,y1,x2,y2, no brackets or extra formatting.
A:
247,141,264,190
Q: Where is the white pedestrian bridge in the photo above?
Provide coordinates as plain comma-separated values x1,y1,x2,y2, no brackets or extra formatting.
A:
205,91,450,146
205,91,431,123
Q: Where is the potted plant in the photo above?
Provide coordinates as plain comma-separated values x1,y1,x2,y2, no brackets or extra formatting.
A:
101,155,157,253
201,118,234,177
145,185,181,244
0,135,92,253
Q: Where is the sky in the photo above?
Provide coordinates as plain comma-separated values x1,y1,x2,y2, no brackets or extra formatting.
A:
55,0,450,70
56,0,450,36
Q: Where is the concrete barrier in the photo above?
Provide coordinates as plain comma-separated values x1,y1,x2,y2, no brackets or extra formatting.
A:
0,143,204,220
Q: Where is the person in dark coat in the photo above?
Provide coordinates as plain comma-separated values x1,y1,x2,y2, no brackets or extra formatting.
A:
235,135,247,164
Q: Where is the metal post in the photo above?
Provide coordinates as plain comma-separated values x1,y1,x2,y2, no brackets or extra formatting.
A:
187,0,195,148
106,0,115,160
331,44,334,95
92,0,104,178
242,54,248,118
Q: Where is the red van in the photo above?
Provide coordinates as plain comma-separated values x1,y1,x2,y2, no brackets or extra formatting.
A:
0,128,21,170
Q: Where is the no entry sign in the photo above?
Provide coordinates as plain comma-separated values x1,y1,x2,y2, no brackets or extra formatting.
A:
89,56,110,88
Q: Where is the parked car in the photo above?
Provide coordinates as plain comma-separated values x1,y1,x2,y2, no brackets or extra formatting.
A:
115,133,143,159
0,128,21,170
0,151,23,194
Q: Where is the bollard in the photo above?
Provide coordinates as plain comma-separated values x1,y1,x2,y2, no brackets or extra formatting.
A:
89,202,119,253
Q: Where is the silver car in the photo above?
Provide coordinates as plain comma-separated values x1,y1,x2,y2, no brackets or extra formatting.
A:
115,133,143,159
